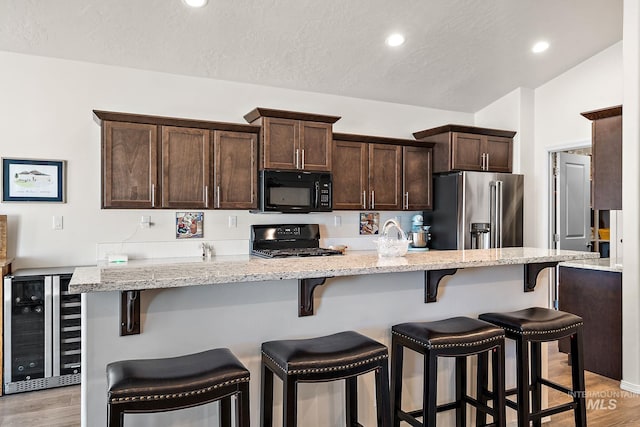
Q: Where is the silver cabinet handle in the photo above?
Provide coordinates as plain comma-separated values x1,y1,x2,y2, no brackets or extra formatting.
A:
204,185,208,207
295,149,300,169
481,153,486,170
362,190,367,209
301,149,305,169
216,185,221,209
405,192,409,210
486,153,490,170
151,183,155,207
371,190,375,209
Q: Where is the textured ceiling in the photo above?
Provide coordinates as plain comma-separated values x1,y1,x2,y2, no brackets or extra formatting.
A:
0,0,623,112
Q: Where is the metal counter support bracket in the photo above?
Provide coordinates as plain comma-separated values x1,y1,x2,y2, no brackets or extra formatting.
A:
298,277,328,317
120,290,141,336
524,262,558,292
425,269,458,303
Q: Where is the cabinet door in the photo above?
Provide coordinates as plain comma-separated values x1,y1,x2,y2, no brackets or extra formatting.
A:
403,146,432,210
451,132,483,171
161,126,211,209
299,121,332,171
369,144,402,210
592,115,622,210
484,135,512,172
262,117,298,170
214,131,258,209
332,141,368,210
102,121,158,208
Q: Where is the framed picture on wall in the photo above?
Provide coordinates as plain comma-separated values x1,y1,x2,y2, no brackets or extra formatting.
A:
2,158,66,202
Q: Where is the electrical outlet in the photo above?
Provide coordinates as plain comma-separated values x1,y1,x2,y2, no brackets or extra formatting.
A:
52,216,63,230
228,215,237,228
140,215,151,228
334,215,342,227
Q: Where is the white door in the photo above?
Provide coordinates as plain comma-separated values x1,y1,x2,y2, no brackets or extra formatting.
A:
557,152,591,251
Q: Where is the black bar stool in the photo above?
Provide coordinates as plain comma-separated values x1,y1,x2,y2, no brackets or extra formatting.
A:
260,330,391,427
479,307,587,427
106,348,250,427
390,316,506,427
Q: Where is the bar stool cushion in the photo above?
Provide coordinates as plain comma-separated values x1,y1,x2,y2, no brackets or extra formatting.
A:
392,316,504,349
107,348,250,403
479,307,583,337
262,331,388,375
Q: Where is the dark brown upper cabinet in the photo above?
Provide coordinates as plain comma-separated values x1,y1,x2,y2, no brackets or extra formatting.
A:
244,108,341,171
403,145,433,210
332,133,433,211
161,126,210,209
413,125,515,173
102,121,158,208
95,110,260,210
213,131,258,209
581,105,622,210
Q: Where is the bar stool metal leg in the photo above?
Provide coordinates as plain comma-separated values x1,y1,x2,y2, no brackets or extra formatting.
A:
220,396,232,427
261,363,274,427
346,377,358,426
390,341,404,427
424,349,438,427
515,337,530,427
570,332,587,427
283,375,298,427
530,342,543,427
375,363,391,427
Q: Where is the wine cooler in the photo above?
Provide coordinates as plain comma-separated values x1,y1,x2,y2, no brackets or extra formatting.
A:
3,267,81,394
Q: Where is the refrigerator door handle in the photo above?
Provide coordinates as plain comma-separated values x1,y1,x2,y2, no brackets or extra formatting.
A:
490,181,496,247
495,180,503,248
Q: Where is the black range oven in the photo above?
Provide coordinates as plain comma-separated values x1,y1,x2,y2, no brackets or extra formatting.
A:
259,170,332,213
251,224,342,258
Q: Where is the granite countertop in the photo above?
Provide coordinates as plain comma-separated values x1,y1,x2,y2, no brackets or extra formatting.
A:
69,247,599,293
0,257,14,267
559,258,622,273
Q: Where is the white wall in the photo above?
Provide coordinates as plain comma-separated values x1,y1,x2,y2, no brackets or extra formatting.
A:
621,0,640,393
533,42,623,249
474,87,535,245
0,51,473,269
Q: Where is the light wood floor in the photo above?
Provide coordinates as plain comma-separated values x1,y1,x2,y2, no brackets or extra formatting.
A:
0,347,638,426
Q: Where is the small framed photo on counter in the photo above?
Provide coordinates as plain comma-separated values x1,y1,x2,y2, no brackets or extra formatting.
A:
2,158,66,202
176,212,204,239
359,212,380,235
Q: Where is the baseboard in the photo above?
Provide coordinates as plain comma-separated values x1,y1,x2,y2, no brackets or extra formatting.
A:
620,380,640,394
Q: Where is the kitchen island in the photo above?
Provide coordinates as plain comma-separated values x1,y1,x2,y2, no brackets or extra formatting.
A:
71,248,597,427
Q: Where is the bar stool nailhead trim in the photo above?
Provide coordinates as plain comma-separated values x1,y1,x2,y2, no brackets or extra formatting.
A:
262,351,389,375
109,377,250,403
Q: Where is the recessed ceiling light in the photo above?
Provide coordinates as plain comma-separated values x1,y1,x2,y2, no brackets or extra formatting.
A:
385,33,405,47
532,41,550,53
183,0,208,8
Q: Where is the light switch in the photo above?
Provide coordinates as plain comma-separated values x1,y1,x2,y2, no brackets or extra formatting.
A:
53,216,63,230
228,215,237,228
334,215,342,227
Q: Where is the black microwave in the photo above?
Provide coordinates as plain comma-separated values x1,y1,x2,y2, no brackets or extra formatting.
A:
259,170,332,213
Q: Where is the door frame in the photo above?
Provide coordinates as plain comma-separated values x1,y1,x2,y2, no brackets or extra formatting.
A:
547,140,592,249
546,140,591,309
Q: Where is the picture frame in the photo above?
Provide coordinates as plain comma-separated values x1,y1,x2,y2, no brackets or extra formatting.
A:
176,212,204,239
359,212,380,235
2,158,66,203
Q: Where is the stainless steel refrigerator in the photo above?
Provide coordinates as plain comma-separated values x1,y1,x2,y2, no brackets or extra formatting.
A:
424,171,523,250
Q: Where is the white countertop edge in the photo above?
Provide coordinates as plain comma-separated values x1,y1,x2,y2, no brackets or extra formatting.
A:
69,247,600,293
559,258,622,273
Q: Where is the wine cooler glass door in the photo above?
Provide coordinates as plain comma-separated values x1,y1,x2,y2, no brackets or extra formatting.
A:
3,275,52,383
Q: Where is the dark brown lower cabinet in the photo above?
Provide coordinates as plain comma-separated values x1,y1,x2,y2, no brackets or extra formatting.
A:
558,266,622,380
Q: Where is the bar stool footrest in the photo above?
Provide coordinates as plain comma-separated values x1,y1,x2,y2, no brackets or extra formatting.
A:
398,410,424,427
539,377,574,395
